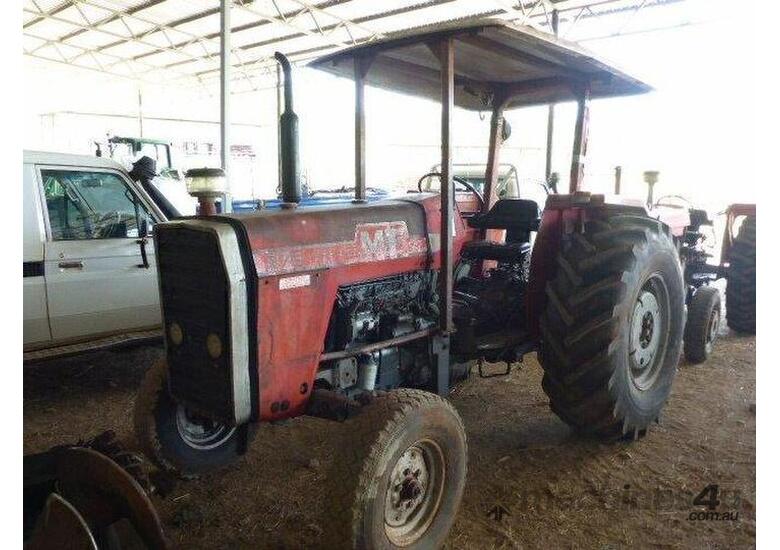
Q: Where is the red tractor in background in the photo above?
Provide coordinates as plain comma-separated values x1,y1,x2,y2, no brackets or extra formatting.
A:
134,19,756,548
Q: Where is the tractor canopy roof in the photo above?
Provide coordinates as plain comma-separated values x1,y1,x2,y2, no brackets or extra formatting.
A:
310,17,651,111
108,136,170,146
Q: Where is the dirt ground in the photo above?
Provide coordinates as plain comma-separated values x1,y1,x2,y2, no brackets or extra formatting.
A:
24,330,755,549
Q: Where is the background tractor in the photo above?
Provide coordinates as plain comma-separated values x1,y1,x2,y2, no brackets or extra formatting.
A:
648,190,756,363
134,19,755,548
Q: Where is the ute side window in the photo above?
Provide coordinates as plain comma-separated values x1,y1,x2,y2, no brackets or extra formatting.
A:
41,169,155,241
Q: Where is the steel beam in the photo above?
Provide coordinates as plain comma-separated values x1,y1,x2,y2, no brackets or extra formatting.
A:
221,0,232,212
545,9,560,183
353,56,373,203
23,0,688,90
137,88,144,136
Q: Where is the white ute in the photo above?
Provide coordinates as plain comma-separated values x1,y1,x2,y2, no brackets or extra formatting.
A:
23,150,168,359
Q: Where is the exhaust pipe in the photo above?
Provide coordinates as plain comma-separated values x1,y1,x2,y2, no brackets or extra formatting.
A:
275,52,301,206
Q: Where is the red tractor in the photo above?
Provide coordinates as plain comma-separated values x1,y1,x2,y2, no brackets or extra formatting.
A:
134,20,756,548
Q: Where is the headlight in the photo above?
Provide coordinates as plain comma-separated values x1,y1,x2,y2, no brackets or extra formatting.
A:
169,322,183,346
206,333,222,359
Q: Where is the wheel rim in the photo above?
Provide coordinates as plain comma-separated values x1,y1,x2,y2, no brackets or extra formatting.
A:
629,275,670,391
175,405,236,450
384,440,446,547
706,306,720,354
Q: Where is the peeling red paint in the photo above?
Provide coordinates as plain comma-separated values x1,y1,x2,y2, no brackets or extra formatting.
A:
253,221,429,276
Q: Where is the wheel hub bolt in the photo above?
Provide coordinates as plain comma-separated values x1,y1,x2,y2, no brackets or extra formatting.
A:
399,477,423,502
640,311,654,348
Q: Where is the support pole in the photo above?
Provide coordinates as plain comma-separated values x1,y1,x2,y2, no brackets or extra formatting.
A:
220,0,232,212
545,9,559,183
438,37,454,336
353,57,371,203
614,165,622,195
137,87,143,137
483,102,506,216
569,81,591,194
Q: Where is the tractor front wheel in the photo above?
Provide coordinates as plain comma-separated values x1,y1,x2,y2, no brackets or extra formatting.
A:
134,359,246,478
325,389,467,549
684,285,721,364
539,215,685,440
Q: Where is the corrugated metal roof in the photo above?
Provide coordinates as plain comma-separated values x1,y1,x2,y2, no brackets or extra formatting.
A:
22,0,687,92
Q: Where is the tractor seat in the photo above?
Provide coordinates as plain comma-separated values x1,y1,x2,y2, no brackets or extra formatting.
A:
467,199,540,243
461,241,530,263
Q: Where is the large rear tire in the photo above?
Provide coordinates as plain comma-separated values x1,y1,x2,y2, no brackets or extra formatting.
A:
726,215,756,334
133,359,245,477
539,215,685,440
324,389,467,549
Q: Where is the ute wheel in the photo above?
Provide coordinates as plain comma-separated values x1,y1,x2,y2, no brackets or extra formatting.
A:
726,215,756,334
684,286,721,364
134,359,245,478
325,389,467,549
539,215,685,441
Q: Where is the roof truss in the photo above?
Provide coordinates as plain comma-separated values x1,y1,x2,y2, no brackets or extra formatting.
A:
23,0,689,92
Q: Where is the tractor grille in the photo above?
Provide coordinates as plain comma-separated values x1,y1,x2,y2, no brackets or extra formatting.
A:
156,226,235,424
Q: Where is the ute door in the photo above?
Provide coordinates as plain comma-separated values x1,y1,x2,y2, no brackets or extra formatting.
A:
38,166,162,342
23,162,51,347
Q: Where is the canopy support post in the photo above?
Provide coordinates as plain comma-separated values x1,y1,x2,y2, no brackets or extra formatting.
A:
353,56,373,203
569,80,591,194
219,0,232,212
436,37,454,336
483,99,507,216
545,9,559,183
432,36,455,396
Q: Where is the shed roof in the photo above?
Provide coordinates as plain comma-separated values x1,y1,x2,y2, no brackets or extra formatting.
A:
310,18,651,110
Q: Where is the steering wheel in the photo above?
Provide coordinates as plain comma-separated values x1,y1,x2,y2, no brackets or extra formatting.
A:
94,210,126,238
416,172,484,211
654,194,692,209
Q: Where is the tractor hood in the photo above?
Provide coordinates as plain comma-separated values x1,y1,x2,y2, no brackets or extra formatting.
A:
221,195,453,279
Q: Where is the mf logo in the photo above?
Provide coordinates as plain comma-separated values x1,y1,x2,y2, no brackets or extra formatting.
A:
359,223,405,259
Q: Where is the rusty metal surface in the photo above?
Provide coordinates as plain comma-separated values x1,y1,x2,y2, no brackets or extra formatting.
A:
55,447,169,549
319,327,436,362
226,194,473,422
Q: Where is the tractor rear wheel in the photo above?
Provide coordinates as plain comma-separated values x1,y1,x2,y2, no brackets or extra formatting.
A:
324,389,467,549
684,286,721,364
539,215,685,440
134,359,245,478
726,215,756,334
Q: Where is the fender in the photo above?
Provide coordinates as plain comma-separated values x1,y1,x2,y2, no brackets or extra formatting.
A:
526,193,655,338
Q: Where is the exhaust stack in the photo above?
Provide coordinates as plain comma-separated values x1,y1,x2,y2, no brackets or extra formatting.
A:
275,52,301,206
